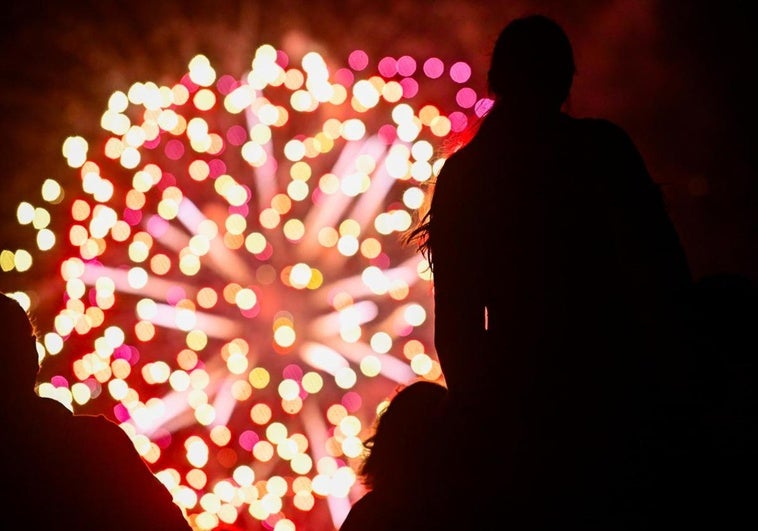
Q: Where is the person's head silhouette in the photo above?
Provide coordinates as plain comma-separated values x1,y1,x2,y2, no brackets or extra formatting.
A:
358,380,447,492
1,293,40,394
487,14,575,112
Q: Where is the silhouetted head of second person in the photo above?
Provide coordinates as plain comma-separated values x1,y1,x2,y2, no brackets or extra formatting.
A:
488,14,575,112
358,380,447,493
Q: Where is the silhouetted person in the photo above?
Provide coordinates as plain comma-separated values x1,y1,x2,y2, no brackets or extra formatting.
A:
405,14,693,529
670,273,758,528
340,380,448,531
0,293,191,531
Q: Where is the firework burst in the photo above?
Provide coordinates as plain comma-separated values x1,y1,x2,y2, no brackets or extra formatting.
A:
3,43,489,530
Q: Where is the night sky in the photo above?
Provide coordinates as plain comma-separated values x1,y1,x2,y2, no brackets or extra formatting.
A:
0,1,755,530
1,0,755,293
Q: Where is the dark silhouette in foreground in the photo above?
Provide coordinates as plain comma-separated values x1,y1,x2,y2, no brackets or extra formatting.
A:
671,273,758,528
406,14,694,529
340,380,448,531
0,293,191,531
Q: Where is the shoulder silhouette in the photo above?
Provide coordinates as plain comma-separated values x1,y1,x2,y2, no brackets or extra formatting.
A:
0,292,191,531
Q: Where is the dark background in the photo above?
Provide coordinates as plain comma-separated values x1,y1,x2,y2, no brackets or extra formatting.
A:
1,0,755,298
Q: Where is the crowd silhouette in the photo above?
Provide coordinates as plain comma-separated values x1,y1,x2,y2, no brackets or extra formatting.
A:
0,293,191,530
